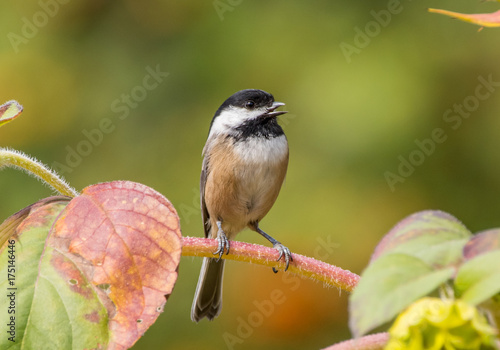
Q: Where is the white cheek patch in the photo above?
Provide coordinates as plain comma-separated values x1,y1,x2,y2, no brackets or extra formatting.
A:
233,135,288,164
209,107,265,138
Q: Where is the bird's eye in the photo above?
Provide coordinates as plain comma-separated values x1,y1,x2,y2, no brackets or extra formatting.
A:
245,101,255,109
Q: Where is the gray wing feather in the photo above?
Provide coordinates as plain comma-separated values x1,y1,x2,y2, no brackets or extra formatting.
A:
200,153,211,238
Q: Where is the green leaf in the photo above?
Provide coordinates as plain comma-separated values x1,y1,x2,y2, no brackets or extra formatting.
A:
371,210,471,267
0,197,107,349
463,229,500,260
455,250,500,305
455,229,500,306
349,253,455,337
0,100,23,128
0,197,67,248
349,211,470,336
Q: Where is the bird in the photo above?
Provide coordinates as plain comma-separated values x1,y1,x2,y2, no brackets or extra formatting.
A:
191,89,293,322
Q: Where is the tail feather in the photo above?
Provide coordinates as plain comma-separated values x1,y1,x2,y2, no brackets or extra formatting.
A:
191,257,225,322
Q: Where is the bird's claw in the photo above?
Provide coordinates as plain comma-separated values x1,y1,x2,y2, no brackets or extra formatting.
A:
214,231,230,260
273,243,293,272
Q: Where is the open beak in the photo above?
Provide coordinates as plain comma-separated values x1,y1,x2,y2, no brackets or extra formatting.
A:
264,102,287,117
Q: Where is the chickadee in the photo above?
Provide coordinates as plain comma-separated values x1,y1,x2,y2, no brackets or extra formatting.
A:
191,89,293,322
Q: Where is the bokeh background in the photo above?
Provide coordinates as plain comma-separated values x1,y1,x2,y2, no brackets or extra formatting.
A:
1,1,500,349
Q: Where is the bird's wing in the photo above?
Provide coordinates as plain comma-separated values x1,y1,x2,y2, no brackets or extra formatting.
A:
200,150,211,238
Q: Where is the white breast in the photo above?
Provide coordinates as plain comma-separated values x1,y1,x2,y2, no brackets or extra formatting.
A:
233,135,288,164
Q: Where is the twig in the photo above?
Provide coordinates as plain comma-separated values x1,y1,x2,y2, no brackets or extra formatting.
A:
321,333,389,350
182,236,360,292
0,148,79,197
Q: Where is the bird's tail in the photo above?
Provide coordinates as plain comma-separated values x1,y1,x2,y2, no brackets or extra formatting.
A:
191,257,225,322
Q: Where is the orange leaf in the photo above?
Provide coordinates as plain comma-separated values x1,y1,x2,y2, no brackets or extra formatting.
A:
52,181,182,349
428,8,500,28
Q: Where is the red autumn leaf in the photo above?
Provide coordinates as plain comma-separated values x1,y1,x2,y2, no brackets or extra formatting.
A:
428,8,500,28
0,182,181,349
0,196,103,350
51,181,182,349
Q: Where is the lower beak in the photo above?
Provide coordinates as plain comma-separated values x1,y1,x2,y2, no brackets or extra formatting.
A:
265,102,288,117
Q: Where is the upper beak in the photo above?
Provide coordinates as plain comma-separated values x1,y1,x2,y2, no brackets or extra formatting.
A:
264,102,287,117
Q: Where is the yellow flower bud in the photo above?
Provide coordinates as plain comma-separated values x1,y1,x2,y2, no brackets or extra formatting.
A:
385,297,498,350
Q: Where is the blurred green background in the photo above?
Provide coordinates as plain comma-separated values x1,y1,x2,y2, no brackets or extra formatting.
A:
1,1,500,349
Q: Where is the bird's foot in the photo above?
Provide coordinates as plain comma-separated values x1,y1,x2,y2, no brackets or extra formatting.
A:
213,227,230,260
272,242,293,273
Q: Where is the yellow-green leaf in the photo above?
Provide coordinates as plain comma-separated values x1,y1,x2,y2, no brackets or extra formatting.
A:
455,250,500,305
349,253,455,337
0,100,23,128
371,210,470,268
